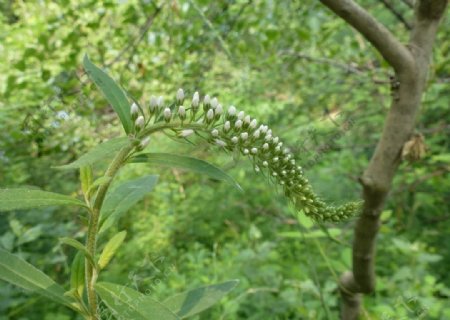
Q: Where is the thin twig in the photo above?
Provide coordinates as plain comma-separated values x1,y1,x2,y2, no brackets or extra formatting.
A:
378,0,412,30
106,5,163,67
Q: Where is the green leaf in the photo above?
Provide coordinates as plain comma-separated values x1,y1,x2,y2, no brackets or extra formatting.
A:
87,176,112,196
70,252,85,298
98,231,127,270
95,282,180,320
83,55,132,134
162,280,239,318
80,166,93,195
0,189,86,212
0,248,77,310
99,175,158,234
130,153,242,191
56,137,130,170
59,237,95,267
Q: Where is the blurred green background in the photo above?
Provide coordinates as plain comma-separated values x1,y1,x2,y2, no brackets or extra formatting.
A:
0,0,449,319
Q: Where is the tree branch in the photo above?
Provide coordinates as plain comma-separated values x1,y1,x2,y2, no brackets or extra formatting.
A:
318,0,448,319
106,4,163,67
378,0,412,30
320,0,414,73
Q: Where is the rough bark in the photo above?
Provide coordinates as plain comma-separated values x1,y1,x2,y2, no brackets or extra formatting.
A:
319,0,448,319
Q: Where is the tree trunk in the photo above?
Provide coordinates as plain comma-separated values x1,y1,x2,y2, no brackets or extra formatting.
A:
319,0,448,318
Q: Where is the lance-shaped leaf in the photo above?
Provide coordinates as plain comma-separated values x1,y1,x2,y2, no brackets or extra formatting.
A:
83,55,132,134
130,153,242,191
162,280,239,318
0,248,78,310
70,252,85,298
0,189,86,212
56,137,130,170
98,231,127,270
80,166,93,195
95,282,180,320
99,175,158,234
59,237,95,268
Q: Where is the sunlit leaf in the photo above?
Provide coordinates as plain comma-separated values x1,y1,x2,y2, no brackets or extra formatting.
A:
98,231,127,270
162,280,239,318
96,282,179,320
80,166,93,195
130,153,242,191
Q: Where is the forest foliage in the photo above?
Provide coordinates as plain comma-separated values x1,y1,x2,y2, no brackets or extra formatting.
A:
0,0,449,319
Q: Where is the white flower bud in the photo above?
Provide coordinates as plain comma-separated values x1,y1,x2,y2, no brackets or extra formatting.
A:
265,134,272,142
178,106,186,119
272,172,278,177
251,147,258,154
273,157,279,162
255,166,260,172
249,119,258,129
231,136,238,144
282,170,287,176
283,148,290,154
237,111,245,120
157,96,164,109
228,106,236,116
240,132,248,140
275,146,281,152
253,130,261,138
204,94,210,105
192,92,200,108
259,125,268,133
176,88,184,102
290,159,296,165
215,104,223,116
267,129,272,136
280,181,285,185
263,143,269,150
244,115,251,124
211,97,218,109
278,142,283,147
135,116,145,129
235,120,243,129
263,161,268,167
150,96,158,111
211,129,219,137
223,121,231,132
243,148,249,155
273,137,279,144
139,137,150,149
164,108,171,121
206,109,214,121
179,129,194,137
215,139,226,147
131,102,139,116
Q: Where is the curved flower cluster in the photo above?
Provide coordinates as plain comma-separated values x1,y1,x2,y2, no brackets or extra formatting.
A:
130,89,361,222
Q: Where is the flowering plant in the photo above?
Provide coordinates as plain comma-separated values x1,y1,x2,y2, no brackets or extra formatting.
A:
0,56,360,319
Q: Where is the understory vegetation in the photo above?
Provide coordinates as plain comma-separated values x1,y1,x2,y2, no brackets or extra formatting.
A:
0,1,449,319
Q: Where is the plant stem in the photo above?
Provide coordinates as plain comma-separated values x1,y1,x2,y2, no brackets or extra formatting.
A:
84,121,207,318
85,144,134,319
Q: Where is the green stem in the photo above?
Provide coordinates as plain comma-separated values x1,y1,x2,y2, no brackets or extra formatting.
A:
139,121,205,138
85,144,134,319
84,121,206,318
